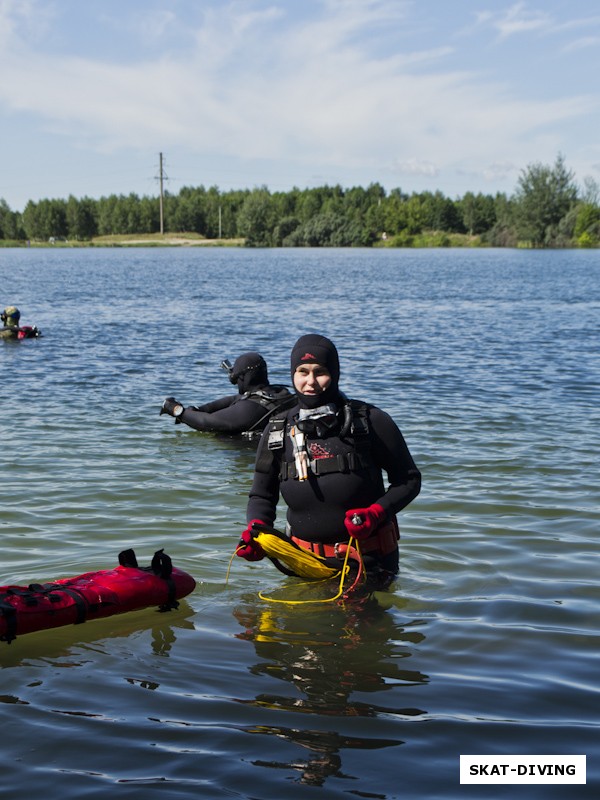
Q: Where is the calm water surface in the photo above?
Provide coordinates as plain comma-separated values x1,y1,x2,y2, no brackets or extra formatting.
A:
1,247,598,799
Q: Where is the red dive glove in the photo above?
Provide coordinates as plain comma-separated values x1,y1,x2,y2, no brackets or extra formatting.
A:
236,520,266,561
344,503,387,540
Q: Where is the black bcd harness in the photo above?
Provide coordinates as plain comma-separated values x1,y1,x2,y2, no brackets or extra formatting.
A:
244,385,296,433
255,399,375,478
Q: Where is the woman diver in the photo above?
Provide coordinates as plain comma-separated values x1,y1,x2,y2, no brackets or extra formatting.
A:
236,334,421,588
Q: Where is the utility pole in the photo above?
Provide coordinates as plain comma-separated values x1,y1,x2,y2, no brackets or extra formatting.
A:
157,152,166,235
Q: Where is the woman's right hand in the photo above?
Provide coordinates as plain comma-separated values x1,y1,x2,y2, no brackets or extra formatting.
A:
236,520,266,561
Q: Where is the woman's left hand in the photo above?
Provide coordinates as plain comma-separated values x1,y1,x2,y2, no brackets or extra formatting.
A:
344,503,386,540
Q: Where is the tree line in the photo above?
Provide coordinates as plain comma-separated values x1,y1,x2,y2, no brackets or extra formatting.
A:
1,154,599,248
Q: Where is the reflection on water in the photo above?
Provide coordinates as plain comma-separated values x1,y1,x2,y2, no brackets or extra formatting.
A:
0,602,197,669
233,597,428,787
248,725,398,788
1,247,598,798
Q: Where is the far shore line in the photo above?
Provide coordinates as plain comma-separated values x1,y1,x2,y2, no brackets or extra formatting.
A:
4,234,246,248
1,232,595,249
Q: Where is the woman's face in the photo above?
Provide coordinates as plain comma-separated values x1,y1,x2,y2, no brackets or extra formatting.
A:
293,363,332,397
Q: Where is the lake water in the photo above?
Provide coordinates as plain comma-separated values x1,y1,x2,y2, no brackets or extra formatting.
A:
1,246,598,799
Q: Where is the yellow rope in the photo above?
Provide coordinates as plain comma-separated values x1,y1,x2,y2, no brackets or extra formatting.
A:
258,538,356,605
224,546,241,586
255,532,339,579
225,533,331,585
225,530,366,605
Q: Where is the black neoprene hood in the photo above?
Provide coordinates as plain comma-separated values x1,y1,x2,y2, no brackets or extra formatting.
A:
231,352,268,393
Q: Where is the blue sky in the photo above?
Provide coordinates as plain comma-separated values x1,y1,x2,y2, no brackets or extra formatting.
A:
1,0,599,211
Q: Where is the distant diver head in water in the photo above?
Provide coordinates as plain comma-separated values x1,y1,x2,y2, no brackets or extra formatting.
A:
290,334,341,409
1,306,20,327
225,352,269,394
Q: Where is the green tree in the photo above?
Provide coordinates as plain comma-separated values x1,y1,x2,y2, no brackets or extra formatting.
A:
98,195,121,235
364,201,386,240
580,176,600,206
572,202,600,246
273,215,301,246
171,186,207,233
139,195,159,233
237,188,274,246
285,212,365,247
123,193,142,234
66,195,98,239
204,186,224,239
460,192,496,235
514,153,578,246
403,195,427,234
224,190,248,237
296,188,325,222
0,199,23,239
419,190,463,232
380,189,408,236
271,188,300,220
478,193,517,246
21,199,67,240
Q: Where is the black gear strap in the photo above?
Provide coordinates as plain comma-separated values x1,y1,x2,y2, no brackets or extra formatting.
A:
150,549,178,611
258,400,374,480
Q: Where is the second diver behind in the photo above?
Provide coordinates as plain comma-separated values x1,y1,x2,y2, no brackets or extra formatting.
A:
160,352,294,436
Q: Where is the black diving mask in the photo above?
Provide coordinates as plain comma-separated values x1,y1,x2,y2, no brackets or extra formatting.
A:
296,406,339,437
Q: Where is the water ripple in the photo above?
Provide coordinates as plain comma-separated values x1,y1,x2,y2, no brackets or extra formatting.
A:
1,247,598,798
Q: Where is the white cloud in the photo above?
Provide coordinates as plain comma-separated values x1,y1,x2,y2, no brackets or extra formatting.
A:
138,10,178,43
393,158,440,178
0,0,53,47
561,35,600,53
492,2,552,39
0,1,591,165
0,0,599,204
481,161,520,182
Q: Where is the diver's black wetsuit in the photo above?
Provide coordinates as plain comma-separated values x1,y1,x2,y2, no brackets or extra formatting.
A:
240,335,421,579
179,386,291,435
248,400,420,538
169,351,293,435
246,399,421,572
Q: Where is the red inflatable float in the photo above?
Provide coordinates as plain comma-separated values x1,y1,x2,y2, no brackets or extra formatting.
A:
0,549,196,643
